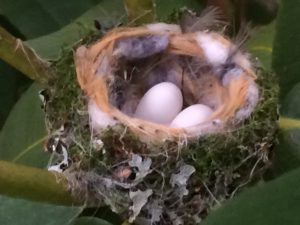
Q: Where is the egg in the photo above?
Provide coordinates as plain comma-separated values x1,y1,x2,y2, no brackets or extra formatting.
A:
170,104,213,128
134,82,183,124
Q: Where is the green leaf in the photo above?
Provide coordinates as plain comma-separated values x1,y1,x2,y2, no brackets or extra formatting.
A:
0,83,48,168
273,130,300,175
27,0,124,60
247,22,275,70
0,61,31,129
72,217,113,225
273,0,300,100
280,83,300,118
273,84,300,174
202,167,300,225
155,0,202,21
0,0,103,39
0,195,82,225
0,0,110,127
244,0,279,26
276,86,300,173
124,0,155,24
270,0,300,175
0,160,76,205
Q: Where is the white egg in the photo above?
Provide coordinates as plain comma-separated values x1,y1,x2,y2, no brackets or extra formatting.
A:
170,104,213,128
134,82,183,124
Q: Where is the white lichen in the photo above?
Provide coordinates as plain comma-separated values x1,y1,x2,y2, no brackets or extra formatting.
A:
129,189,153,223
129,154,152,180
170,164,196,187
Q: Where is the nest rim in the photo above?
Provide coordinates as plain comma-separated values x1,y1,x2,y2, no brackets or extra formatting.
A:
74,24,258,142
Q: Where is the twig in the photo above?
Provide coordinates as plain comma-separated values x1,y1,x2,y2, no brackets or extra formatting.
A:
201,180,222,206
230,156,263,198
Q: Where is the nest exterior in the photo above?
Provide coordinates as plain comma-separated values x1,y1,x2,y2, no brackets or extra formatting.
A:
42,23,278,225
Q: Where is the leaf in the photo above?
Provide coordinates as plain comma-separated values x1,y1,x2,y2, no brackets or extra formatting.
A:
270,0,300,175
80,207,123,225
27,0,125,60
273,83,300,174
0,160,76,205
0,0,104,39
272,130,300,175
124,0,155,24
247,22,275,70
0,83,48,168
280,83,300,118
0,0,110,128
0,61,31,129
202,167,300,225
0,195,82,225
72,217,113,225
155,0,203,21
244,0,279,26
0,1,125,164
272,0,300,100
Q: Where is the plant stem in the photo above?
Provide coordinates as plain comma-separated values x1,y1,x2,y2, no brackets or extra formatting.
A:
0,26,50,84
0,160,80,206
123,0,155,24
279,117,300,129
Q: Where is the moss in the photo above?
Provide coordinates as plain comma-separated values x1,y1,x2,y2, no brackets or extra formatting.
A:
43,29,279,224
185,70,278,199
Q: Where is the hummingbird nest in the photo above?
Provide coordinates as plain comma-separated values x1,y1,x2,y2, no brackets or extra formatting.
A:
42,13,278,225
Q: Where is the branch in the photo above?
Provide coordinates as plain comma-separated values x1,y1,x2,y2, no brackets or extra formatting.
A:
0,26,50,84
0,160,80,206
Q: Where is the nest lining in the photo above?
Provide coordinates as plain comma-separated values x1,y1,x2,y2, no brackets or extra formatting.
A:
42,21,278,225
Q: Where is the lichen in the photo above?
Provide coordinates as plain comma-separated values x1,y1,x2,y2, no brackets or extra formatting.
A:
41,28,278,225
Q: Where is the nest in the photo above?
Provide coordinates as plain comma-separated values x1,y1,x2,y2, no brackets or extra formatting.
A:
42,21,278,225
75,24,258,142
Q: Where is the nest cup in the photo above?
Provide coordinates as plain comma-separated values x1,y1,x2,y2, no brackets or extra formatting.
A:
75,23,259,142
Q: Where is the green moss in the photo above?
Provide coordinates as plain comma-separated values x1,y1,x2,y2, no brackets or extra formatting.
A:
43,29,279,224
185,70,278,201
